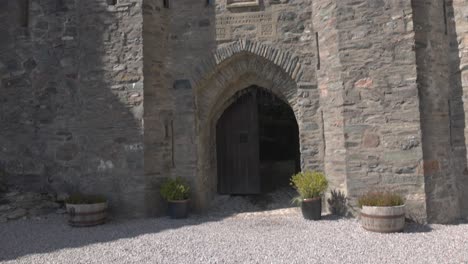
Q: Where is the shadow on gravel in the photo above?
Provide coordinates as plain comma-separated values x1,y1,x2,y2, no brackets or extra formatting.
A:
0,188,301,261
0,213,230,262
0,204,440,261
403,223,433,233
320,214,345,221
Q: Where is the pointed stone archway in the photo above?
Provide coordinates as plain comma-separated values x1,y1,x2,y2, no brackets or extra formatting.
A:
216,85,301,195
189,41,324,210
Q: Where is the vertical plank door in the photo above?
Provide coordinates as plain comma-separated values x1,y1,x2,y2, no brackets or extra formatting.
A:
216,90,260,194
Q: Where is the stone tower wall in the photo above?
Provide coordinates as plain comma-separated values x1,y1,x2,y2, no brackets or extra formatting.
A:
412,0,464,223
453,0,468,220
0,0,146,217
311,0,348,206
142,0,171,216
313,0,427,220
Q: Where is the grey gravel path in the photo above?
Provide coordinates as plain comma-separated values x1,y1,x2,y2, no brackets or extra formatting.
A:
0,208,467,264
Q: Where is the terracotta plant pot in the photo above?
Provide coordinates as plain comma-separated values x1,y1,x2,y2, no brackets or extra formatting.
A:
168,200,189,219
360,205,405,233
301,197,322,220
66,202,107,227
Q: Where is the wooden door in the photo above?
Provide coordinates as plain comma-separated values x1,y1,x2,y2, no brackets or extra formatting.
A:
216,91,260,194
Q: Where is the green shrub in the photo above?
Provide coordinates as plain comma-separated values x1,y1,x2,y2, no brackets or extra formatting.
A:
160,177,190,201
358,191,404,207
290,171,328,200
65,194,107,204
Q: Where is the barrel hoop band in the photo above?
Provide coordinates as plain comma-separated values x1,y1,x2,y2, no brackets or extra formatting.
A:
362,226,404,233
360,212,405,219
69,219,106,227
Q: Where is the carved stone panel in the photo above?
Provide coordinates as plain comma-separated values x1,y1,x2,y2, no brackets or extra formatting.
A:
215,11,278,41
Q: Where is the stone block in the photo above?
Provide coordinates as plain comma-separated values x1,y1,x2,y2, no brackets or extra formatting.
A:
55,143,79,161
173,79,192,90
6,208,27,220
362,133,380,148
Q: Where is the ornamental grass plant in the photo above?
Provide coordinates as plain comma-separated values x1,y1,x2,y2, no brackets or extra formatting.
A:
358,191,404,207
290,171,328,201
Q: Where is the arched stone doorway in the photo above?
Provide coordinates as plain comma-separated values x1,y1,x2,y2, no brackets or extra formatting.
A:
216,86,300,195
192,46,323,211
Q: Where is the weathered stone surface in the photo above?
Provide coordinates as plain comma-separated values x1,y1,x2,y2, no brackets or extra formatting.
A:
6,208,27,220
55,143,79,161
0,204,12,212
362,133,380,148
55,208,67,214
0,0,145,218
0,190,62,221
452,0,468,221
56,192,69,202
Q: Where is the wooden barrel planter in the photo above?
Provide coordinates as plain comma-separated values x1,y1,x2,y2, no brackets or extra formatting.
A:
66,202,107,227
360,205,405,233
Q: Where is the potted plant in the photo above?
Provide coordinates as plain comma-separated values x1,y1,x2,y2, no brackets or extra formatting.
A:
160,177,190,219
64,194,107,227
358,191,405,233
290,171,328,220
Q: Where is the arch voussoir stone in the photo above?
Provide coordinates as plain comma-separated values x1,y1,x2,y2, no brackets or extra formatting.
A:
192,40,309,89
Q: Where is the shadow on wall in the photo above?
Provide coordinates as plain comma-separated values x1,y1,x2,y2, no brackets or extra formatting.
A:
142,0,220,215
70,0,145,217
0,0,145,217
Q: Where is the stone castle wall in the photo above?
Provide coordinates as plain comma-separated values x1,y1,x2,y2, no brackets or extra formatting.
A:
314,0,428,219
142,0,173,216
453,0,468,220
1,0,467,222
0,0,146,217
413,0,463,223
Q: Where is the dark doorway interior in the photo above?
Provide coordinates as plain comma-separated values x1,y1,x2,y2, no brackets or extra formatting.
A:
216,86,300,195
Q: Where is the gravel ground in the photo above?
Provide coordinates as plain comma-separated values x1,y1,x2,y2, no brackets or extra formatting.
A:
1,207,468,264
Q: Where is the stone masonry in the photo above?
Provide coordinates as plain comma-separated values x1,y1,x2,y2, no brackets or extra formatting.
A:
1,0,145,218
1,0,467,223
